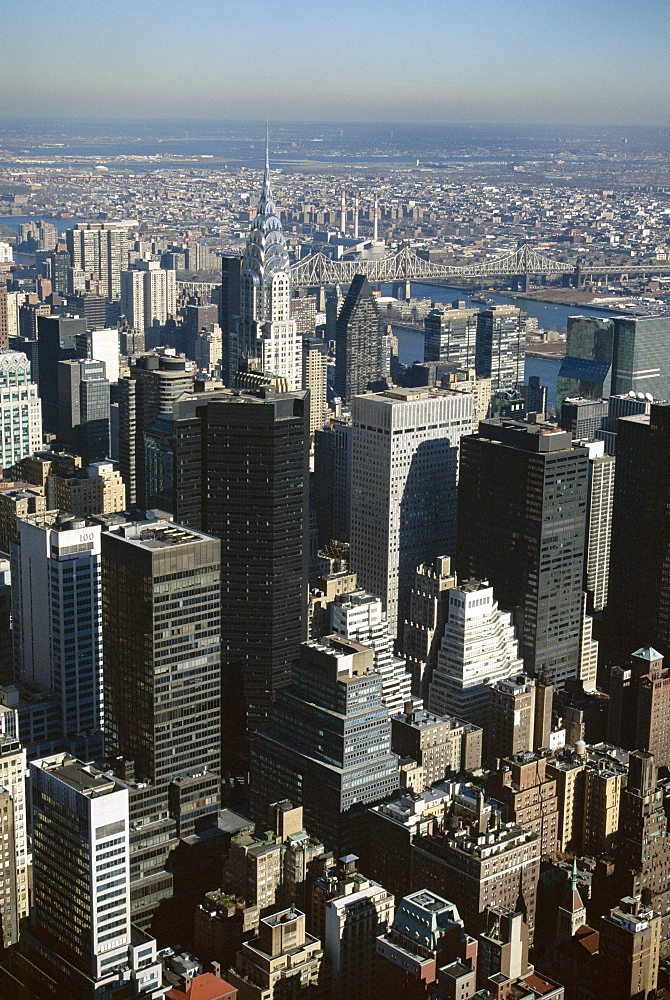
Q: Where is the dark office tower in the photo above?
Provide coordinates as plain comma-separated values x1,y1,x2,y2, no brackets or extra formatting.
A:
19,301,50,340
424,303,478,366
475,305,525,390
250,635,399,854
606,404,670,665
117,350,193,507
519,375,548,416
66,292,107,330
193,387,309,773
58,359,110,465
313,420,351,546
184,302,217,361
103,517,221,784
49,249,70,295
559,397,609,439
456,420,588,687
556,317,614,410
334,274,387,403
37,314,86,432
558,314,670,412
220,254,242,385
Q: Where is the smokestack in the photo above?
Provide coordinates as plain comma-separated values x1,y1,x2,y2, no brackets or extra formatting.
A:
373,193,379,241
340,190,346,235
353,191,359,239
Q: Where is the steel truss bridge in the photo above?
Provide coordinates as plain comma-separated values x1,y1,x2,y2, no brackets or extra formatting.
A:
289,242,670,287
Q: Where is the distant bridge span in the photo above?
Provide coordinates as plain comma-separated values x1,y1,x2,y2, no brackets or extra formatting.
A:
288,243,670,287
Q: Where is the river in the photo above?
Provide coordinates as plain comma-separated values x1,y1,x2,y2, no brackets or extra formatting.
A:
390,281,617,409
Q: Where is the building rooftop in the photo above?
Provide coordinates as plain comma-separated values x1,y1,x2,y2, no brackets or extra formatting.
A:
38,755,120,798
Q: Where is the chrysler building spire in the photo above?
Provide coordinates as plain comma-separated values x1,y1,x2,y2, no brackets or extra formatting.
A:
236,131,301,390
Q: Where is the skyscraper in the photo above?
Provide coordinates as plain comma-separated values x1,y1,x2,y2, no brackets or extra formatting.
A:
334,274,387,403
37,313,86,433
457,420,588,687
118,349,193,507
427,581,524,728
579,437,615,615
606,403,670,666
475,305,525,390
250,635,399,854
58,358,110,465
102,516,221,793
120,262,177,333
0,351,42,469
302,336,328,440
330,590,413,716
424,303,478,366
12,513,104,754
66,222,130,300
188,386,309,772
350,387,472,638
402,556,457,700
557,313,670,410
220,253,242,385
238,140,301,389
26,753,164,999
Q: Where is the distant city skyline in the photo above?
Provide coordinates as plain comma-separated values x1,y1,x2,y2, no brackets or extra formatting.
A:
1,0,668,126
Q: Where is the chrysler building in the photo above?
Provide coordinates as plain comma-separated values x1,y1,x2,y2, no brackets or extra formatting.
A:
238,136,301,390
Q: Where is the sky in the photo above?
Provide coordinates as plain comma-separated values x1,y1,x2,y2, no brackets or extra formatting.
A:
0,0,668,126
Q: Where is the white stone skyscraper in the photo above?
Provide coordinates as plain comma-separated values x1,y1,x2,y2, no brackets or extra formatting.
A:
428,580,524,727
350,386,472,638
27,754,163,998
0,351,42,468
238,135,301,390
120,262,176,333
330,590,413,716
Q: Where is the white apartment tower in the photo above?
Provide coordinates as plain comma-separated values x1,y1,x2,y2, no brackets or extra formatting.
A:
0,351,42,468
428,580,524,727
350,387,472,638
120,262,176,333
578,437,615,614
330,590,413,716
0,736,29,932
238,137,301,390
29,754,163,998
120,268,144,330
66,222,130,300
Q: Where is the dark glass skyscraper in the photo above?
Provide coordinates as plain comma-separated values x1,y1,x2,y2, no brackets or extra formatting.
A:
456,419,588,687
557,314,670,411
606,403,670,666
58,358,110,465
250,635,399,854
171,385,310,774
334,274,387,403
37,314,86,433
102,517,221,790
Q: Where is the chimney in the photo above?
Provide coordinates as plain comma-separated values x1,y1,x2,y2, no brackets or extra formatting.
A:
340,190,346,234
353,191,359,239
373,193,379,241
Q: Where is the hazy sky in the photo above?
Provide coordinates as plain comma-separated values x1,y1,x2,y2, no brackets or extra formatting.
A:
1,0,668,125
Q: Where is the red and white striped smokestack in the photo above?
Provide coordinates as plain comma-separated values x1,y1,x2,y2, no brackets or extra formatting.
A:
373,193,379,241
340,190,346,234
353,191,360,239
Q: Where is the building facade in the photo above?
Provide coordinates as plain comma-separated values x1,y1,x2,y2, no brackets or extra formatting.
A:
350,387,472,638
